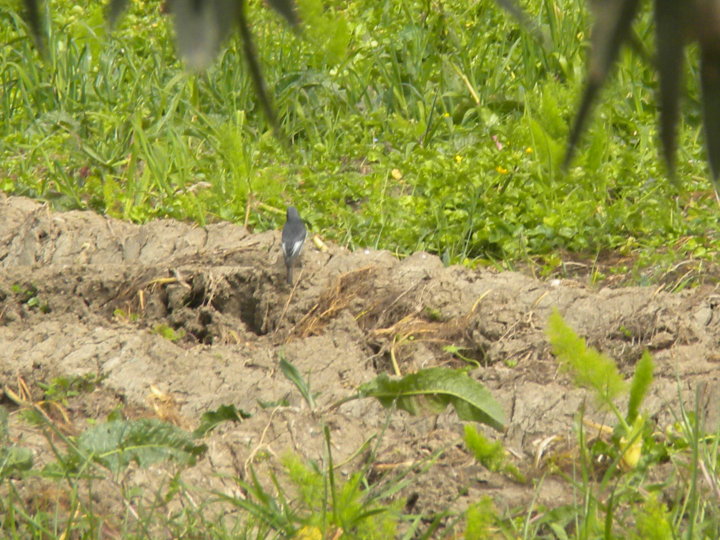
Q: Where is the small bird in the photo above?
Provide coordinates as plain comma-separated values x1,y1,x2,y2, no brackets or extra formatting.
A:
281,206,307,285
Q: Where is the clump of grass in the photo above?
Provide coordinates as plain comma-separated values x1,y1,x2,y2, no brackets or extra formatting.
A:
464,424,526,483
153,323,186,342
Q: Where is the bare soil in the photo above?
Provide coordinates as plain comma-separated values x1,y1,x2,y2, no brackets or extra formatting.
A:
2,194,719,532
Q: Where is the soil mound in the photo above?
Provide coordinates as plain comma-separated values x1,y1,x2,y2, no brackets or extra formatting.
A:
2,194,719,524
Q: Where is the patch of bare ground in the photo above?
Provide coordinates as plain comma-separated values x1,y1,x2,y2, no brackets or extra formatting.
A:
1,195,719,533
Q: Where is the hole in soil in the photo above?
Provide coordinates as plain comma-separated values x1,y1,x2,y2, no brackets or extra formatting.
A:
186,281,206,309
190,324,210,344
405,492,419,512
199,310,212,326
238,295,264,335
207,273,266,336
117,270,269,343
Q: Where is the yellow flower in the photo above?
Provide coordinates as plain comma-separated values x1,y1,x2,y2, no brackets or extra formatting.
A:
620,436,642,470
455,155,463,163
496,166,508,174
391,168,403,180
293,526,322,540
525,147,533,154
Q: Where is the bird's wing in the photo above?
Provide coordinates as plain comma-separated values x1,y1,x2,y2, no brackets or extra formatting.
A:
283,236,306,259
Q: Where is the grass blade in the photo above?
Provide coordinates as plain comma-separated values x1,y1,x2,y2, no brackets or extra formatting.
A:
279,355,316,409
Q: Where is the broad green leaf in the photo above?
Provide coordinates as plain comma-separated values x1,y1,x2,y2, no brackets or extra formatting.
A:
627,351,654,424
358,367,505,432
193,404,251,438
77,419,207,473
546,310,626,409
528,117,563,174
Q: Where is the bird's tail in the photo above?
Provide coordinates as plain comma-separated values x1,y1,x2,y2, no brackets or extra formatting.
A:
286,264,293,285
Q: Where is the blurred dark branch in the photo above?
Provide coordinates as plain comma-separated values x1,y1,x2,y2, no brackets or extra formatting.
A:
654,0,686,179
237,0,286,144
22,0,45,53
564,0,641,170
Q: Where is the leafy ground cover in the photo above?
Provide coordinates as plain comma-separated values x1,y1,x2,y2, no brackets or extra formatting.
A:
1,0,717,281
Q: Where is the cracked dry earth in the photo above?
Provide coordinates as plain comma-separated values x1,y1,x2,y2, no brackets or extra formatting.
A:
1,194,720,532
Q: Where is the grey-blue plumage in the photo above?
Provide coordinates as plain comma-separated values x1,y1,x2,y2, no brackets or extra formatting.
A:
281,206,307,284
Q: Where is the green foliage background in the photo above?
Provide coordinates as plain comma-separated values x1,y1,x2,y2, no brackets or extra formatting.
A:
1,0,717,277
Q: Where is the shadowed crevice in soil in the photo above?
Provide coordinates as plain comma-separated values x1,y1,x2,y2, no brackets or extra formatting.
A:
1,194,719,525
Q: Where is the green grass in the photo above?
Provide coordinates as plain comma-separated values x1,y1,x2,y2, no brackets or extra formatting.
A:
0,0,717,280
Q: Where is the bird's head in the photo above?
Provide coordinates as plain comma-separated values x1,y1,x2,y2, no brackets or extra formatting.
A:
286,206,300,220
